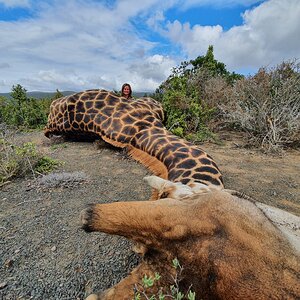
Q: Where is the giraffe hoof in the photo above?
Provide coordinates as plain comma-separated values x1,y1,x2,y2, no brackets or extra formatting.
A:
80,204,96,232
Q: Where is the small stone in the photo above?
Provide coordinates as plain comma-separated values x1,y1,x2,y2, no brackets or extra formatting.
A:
5,259,13,268
51,246,57,252
0,282,7,289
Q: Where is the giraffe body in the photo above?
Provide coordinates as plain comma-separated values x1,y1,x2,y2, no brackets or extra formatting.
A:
45,89,223,192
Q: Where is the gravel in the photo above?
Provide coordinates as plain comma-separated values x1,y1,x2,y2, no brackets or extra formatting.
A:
0,136,151,300
1,131,299,299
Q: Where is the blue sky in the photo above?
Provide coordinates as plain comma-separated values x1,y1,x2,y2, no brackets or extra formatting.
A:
0,0,299,92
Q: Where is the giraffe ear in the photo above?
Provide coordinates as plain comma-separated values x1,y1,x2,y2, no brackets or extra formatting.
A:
143,176,173,191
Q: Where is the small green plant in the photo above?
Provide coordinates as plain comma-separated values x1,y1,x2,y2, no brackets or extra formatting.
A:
34,156,63,174
186,129,219,144
171,127,184,137
133,258,196,300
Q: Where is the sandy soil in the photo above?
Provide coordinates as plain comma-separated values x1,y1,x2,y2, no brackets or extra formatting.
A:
0,131,299,299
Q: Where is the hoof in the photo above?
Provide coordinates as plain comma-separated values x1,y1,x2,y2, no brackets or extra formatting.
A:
80,204,96,232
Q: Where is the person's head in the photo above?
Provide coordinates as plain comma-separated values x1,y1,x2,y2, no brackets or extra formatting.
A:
121,83,132,99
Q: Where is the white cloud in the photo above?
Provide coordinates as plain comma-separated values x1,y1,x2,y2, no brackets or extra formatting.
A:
127,55,176,91
163,0,300,72
0,0,299,93
0,0,30,8
166,21,223,56
0,0,172,92
180,0,263,9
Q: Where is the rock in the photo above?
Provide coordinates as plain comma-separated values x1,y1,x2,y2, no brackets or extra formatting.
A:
0,282,8,289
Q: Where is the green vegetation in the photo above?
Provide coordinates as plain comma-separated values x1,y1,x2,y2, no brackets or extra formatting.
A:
154,46,243,143
154,46,299,151
34,156,63,174
133,258,196,300
0,85,66,185
0,84,57,129
0,125,62,185
50,143,68,151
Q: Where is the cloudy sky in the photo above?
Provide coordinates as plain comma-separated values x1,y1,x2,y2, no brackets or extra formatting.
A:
0,0,299,93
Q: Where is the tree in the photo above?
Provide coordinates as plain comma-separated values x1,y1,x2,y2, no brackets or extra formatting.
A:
10,84,28,125
190,45,228,76
0,96,6,122
2,84,50,128
53,89,64,99
169,45,243,83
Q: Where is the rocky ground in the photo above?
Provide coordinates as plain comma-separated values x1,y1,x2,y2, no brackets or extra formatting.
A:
0,131,299,300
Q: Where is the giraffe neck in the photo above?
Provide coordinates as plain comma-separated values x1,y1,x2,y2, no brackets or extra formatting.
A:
131,126,223,188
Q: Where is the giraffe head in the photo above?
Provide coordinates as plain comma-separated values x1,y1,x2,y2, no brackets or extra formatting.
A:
143,175,212,199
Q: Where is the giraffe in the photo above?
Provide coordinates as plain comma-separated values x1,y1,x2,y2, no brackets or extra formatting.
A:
45,89,223,197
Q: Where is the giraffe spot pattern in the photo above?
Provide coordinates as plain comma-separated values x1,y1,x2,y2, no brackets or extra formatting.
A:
44,90,223,188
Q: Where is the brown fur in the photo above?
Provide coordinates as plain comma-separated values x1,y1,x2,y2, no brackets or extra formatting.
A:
81,190,300,299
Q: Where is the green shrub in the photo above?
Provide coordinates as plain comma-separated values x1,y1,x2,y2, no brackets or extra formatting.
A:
1,84,52,129
154,46,240,142
156,75,215,139
34,156,63,174
0,125,62,185
155,48,299,151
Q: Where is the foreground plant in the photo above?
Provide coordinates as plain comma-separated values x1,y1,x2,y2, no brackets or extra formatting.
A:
133,259,196,300
0,124,62,185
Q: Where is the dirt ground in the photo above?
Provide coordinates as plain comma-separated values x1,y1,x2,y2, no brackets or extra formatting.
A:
0,131,299,299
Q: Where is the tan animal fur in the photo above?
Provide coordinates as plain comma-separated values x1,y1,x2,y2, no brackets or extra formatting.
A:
81,185,300,300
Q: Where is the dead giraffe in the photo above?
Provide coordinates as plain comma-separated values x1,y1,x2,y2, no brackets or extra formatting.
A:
45,89,224,197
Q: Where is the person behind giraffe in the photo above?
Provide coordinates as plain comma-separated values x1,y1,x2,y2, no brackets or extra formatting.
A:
121,83,133,99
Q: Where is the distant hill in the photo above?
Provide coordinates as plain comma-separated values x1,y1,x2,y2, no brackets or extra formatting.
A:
0,91,75,99
0,90,153,99
133,92,154,97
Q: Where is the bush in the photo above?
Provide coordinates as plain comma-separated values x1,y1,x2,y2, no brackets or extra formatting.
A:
34,156,63,174
154,46,241,142
0,125,62,185
159,78,212,135
219,60,300,151
0,84,52,129
154,67,217,139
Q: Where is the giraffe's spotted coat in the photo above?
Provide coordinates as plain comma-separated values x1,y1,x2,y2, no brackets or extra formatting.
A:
45,89,224,191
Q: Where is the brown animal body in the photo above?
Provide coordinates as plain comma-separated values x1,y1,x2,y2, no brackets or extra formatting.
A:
44,89,223,191
81,189,300,299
